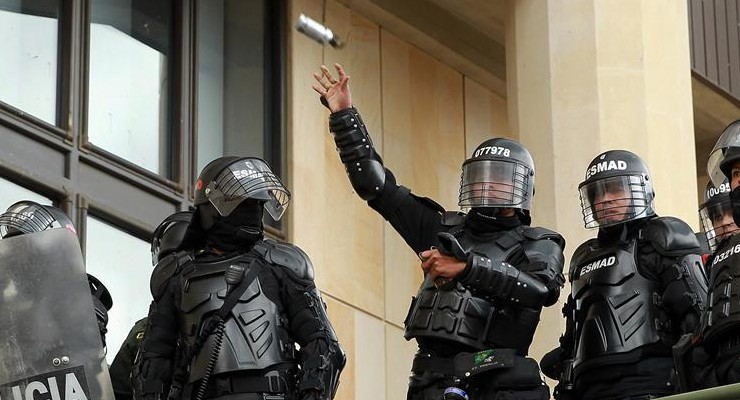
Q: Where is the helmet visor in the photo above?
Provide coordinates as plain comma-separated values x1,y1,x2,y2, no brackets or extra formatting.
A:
579,175,650,228
0,202,57,238
459,159,532,210
699,198,739,252
206,158,291,220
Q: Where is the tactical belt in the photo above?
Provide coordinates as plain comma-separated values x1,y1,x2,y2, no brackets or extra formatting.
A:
204,374,288,397
412,349,516,377
412,354,455,375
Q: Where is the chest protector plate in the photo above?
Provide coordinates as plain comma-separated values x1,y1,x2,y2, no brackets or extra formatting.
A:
570,239,661,371
702,234,740,346
178,254,295,381
404,226,542,354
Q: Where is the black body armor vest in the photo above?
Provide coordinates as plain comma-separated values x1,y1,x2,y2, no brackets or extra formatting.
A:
178,252,296,382
570,238,661,373
703,233,740,346
404,224,547,355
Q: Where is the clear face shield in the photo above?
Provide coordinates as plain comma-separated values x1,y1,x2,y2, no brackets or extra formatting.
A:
699,198,739,252
0,202,62,238
205,158,291,221
458,159,533,211
579,175,651,229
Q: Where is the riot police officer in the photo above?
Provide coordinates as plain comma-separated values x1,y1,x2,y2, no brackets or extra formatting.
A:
542,150,707,399
132,157,345,400
698,119,740,386
698,180,738,264
314,64,565,399
0,200,114,399
110,211,193,400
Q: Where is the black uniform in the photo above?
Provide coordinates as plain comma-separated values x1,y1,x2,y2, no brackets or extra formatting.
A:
543,150,707,400
561,218,707,399
133,157,344,400
327,107,565,400
695,229,740,386
696,119,740,388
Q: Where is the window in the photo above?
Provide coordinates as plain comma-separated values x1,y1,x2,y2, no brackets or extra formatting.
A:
0,176,52,211
85,216,152,361
0,0,286,363
0,0,60,125
196,0,277,172
86,0,174,176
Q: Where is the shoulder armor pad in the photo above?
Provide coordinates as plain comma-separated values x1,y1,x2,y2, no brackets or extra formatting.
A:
255,239,315,280
522,226,566,249
640,216,701,256
440,211,465,227
150,250,191,299
569,239,597,278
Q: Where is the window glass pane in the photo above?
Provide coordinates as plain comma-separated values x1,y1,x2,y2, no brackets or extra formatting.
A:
196,0,267,173
0,176,51,211
0,0,59,125
87,0,173,176
85,216,151,363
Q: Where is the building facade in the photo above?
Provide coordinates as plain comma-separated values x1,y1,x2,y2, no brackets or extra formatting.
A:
1,0,739,399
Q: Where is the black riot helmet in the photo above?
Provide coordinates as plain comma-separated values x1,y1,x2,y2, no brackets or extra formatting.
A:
707,120,740,187
699,179,738,252
194,157,290,229
151,210,193,265
0,200,77,238
459,138,535,213
578,150,655,229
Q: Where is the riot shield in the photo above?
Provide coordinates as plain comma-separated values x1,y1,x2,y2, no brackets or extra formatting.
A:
0,228,114,400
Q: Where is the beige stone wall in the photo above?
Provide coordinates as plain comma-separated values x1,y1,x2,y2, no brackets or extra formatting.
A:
506,0,699,393
288,1,700,399
288,0,509,398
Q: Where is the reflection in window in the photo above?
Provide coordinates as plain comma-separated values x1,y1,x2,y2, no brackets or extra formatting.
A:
85,216,151,363
196,0,268,173
87,0,173,176
0,176,51,211
0,0,59,125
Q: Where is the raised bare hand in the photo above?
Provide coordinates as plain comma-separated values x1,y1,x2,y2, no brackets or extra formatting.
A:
312,63,352,113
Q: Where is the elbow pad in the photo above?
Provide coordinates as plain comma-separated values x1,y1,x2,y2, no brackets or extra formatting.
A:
329,107,385,200
461,255,549,308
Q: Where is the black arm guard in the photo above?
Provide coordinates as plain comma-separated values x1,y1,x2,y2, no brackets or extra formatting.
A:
659,253,708,332
132,302,177,400
265,240,346,399
641,217,708,333
460,256,550,308
289,287,346,399
133,253,187,400
329,107,385,200
521,229,566,306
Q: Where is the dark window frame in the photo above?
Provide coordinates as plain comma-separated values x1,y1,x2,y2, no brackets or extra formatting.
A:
0,0,287,253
